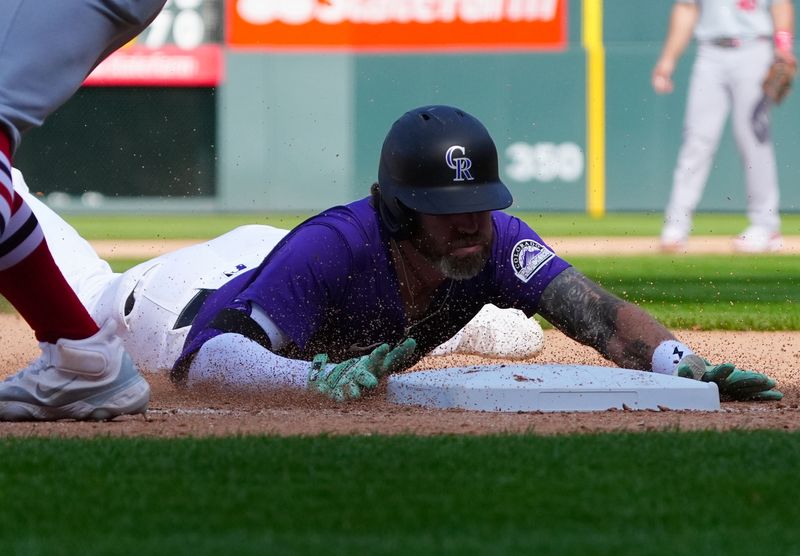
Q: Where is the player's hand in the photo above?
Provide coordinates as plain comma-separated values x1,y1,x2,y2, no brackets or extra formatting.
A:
307,339,416,402
674,354,783,401
652,59,676,94
775,47,797,66
307,353,377,402
364,337,417,378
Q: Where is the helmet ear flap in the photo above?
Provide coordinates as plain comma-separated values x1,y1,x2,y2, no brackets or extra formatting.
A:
372,183,413,239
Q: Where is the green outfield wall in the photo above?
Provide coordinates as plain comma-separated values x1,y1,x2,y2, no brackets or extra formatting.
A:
13,0,800,215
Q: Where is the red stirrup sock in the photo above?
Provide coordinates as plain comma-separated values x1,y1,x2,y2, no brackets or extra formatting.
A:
0,130,10,161
0,239,100,343
0,131,12,233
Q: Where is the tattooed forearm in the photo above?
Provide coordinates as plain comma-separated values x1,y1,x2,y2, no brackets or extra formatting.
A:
537,268,676,370
615,335,652,369
607,303,675,369
537,268,624,357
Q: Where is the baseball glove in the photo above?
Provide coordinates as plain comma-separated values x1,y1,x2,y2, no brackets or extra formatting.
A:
762,58,797,104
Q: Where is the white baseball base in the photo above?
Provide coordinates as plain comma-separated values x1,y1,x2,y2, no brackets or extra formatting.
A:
387,364,720,412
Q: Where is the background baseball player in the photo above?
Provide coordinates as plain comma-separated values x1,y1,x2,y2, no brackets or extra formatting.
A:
10,167,545,379
653,0,795,253
171,104,782,403
0,0,170,420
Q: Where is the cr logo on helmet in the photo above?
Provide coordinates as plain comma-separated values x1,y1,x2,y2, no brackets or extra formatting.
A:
445,145,474,182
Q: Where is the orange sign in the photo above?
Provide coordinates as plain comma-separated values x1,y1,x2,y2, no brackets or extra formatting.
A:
227,0,566,51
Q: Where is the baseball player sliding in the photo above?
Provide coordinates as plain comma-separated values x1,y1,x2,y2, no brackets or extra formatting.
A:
12,168,545,380
162,105,778,403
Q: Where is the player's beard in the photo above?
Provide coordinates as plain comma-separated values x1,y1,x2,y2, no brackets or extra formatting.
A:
410,227,493,281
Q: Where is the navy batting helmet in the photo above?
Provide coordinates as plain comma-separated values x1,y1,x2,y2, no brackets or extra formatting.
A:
376,105,513,234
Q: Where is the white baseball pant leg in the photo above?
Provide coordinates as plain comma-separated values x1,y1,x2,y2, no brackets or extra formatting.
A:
662,45,731,242
12,169,117,304
20,186,291,374
88,225,290,373
729,41,780,234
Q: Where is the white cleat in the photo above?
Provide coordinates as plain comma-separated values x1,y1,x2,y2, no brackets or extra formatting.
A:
430,304,545,360
660,239,688,254
659,228,688,254
0,320,150,421
732,227,783,253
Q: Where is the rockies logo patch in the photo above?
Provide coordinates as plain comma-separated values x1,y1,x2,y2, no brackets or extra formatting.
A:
511,239,554,283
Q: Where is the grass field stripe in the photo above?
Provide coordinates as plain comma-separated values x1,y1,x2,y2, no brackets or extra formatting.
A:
1,433,799,554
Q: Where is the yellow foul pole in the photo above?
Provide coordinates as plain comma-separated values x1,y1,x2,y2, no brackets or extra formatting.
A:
582,0,606,217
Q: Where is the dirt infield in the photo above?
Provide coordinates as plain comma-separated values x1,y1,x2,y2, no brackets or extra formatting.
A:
1,234,796,437
1,313,798,437
91,235,800,259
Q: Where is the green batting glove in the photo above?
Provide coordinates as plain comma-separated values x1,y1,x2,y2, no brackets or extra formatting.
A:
307,354,378,402
363,338,417,379
307,339,417,402
675,354,783,402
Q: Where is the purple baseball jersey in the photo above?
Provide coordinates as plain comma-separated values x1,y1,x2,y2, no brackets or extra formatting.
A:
174,197,570,368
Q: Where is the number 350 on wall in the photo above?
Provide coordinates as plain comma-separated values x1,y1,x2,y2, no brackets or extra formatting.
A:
505,141,584,183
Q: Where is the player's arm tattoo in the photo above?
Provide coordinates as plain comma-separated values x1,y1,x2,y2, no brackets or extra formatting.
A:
537,267,660,369
538,268,621,356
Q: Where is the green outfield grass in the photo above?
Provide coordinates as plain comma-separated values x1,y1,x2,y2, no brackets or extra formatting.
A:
567,255,800,330
4,255,797,330
1,432,799,556
5,254,792,331
63,211,800,239
519,211,800,238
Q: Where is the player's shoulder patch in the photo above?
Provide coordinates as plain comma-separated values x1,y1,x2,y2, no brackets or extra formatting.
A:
511,239,555,283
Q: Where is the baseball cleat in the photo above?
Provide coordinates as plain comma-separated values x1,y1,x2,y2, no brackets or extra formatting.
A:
0,320,150,421
732,227,783,253
659,228,688,254
659,240,687,254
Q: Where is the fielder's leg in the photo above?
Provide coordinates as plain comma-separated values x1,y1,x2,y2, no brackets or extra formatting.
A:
730,41,782,252
661,46,730,249
0,141,150,420
0,0,166,420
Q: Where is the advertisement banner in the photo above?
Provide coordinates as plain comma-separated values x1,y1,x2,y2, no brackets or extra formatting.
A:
84,45,224,87
85,0,224,86
227,0,566,51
